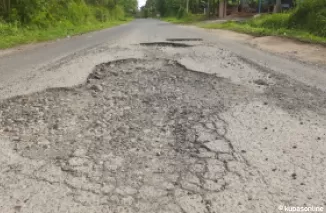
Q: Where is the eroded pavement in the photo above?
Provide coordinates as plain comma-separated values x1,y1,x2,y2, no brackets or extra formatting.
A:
0,26,326,213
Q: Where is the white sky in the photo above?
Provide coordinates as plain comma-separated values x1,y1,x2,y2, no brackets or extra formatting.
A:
138,0,146,8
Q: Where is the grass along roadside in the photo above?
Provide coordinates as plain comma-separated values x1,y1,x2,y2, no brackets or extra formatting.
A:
162,13,326,45
198,21,326,45
0,18,132,50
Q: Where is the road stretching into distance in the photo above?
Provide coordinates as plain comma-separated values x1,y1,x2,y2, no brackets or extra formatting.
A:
0,19,325,213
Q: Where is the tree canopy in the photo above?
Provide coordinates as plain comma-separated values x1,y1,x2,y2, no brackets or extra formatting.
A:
140,0,291,18
142,0,209,17
0,0,138,26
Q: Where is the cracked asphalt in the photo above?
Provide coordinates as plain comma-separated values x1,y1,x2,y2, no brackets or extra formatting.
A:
0,19,326,213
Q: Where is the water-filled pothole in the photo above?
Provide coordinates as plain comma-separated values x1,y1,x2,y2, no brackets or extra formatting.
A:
139,42,192,48
166,38,203,42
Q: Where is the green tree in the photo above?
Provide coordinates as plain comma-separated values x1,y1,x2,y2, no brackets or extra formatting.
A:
0,0,137,25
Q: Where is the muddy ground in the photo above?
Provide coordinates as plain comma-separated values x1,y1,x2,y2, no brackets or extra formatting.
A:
0,19,326,213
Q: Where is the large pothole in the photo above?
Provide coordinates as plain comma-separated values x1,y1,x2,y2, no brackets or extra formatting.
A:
0,58,250,212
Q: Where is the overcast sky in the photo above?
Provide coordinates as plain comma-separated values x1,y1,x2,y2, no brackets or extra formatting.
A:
138,0,146,8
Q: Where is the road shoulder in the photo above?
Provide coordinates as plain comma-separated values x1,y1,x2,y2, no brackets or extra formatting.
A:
192,26,326,66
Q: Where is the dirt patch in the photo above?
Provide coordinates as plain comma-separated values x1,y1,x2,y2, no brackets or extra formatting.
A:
206,29,326,65
249,36,326,64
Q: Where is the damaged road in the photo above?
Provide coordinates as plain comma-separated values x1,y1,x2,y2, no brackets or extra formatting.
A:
0,19,326,213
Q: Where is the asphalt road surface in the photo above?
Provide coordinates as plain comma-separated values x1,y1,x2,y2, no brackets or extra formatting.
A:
0,19,325,213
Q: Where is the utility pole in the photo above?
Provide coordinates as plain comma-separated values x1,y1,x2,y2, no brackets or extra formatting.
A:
219,0,226,18
186,0,189,13
208,0,210,18
102,0,104,22
258,0,262,13
240,0,245,11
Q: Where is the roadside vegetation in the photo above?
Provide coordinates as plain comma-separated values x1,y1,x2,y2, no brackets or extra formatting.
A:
199,0,326,44
0,0,137,49
161,14,206,24
140,0,214,22
141,0,326,44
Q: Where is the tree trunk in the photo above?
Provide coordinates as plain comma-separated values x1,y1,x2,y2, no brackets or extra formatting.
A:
274,0,282,13
219,0,226,18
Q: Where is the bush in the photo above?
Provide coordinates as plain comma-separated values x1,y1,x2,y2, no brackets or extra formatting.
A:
248,13,290,29
66,1,91,24
93,7,110,22
289,0,326,36
110,5,125,20
0,0,128,29
0,21,19,36
176,7,188,19
242,0,326,37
